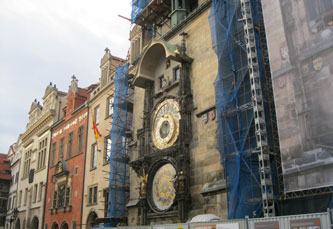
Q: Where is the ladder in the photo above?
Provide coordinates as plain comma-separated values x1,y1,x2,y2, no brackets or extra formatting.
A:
240,0,275,217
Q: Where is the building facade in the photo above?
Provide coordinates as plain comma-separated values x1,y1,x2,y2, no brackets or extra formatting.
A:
5,138,22,229
127,0,227,225
16,83,66,229
262,0,333,212
0,154,11,228
81,49,126,229
44,76,91,229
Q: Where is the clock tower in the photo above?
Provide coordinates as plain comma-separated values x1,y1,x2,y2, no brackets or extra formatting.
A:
130,38,193,224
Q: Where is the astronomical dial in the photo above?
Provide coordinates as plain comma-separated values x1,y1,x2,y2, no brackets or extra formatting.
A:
152,163,176,211
152,99,180,150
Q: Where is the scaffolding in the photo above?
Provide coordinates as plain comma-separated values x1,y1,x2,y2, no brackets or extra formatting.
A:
95,64,131,228
131,0,152,22
209,0,279,219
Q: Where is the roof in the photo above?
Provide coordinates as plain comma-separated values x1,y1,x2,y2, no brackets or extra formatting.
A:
190,214,222,223
58,91,67,96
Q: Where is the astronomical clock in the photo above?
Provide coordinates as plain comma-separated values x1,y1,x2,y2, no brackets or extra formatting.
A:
130,39,193,224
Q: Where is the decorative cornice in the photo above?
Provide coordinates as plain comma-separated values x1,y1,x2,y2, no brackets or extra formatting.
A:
22,110,55,143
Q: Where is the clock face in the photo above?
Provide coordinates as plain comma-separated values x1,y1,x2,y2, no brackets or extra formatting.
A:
152,99,180,150
152,163,176,211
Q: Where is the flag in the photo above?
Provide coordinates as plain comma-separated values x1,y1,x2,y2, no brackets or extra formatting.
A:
92,113,101,140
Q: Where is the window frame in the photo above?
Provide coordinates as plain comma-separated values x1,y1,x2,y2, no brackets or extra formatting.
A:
88,185,98,205
173,66,181,81
94,106,100,125
59,137,65,161
37,137,48,170
104,136,111,164
91,144,97,169
33,183,38,203
107,96,114,117
51,142,57,167
67,131,74,159
23,149,32,179
77,125,84,154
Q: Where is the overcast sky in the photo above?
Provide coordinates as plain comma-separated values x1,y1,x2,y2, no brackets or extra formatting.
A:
0,0,132,154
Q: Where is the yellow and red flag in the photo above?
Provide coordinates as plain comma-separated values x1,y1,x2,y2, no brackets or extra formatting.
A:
91,113,101,140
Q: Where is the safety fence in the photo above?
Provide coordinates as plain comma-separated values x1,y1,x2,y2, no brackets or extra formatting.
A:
104,211,332,228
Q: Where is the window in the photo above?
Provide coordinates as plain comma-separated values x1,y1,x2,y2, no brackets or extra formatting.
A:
59,137,65,161
174,66,180,81
38,182,43,202
94,106,100,125
18,190,22,207
67,132,74,158
53,191,57,208
104,136,111,164
24,188,28,206
77,126,84,154
23,149,32,178
304,0,333,33
53,183,71,208
91,144,97,169
4,170,10,174
65,187,70,206
38,137,47,170
51,142,57,167
33,184,38,203
12,196,16,209
57,184,66,208
88,186,98,204
4,161,9,164
15,172,19,183
72,221,77,229
7,197,11,210
107,96,114,117
74,166,79,175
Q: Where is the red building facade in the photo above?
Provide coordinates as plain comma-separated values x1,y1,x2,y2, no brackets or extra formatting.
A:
44,76,92,229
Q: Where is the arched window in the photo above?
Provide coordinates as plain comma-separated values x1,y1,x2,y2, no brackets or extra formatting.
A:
60,222,69,229
52,222,59,229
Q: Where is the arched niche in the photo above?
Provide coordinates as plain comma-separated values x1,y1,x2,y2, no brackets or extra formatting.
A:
133,40,193,88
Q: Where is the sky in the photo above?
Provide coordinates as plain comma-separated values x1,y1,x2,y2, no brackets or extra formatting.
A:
0,0,133,154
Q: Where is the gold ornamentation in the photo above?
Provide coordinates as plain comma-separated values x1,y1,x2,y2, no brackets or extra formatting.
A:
152,99,180,149
139,174,148,198
152,164,176,210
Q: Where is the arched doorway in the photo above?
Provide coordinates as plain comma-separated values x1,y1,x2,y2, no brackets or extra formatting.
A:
15,218,20,229
60,222,68,229
86,211,98,229
31,216,39,229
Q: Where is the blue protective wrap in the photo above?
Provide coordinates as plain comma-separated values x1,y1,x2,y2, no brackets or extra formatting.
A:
131,0,152,22
107,64,130,225
209,0,277,219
